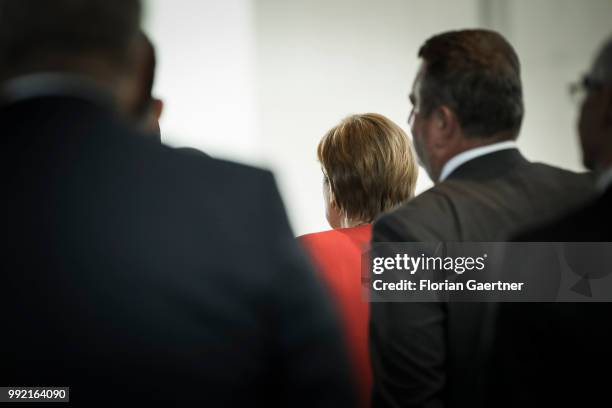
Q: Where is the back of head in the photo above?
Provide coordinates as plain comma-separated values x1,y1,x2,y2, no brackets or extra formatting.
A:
592,36,612,84
0,0,141,80
580,35,612,170
417,29,523,139
318,113,418,224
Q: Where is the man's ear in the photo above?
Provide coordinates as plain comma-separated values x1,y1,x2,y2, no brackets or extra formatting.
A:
431,105,458,146
152,98,164,121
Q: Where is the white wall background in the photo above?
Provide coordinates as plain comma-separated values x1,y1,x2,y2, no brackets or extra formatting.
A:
145,0,612,236
144,0,259,163
482,0,612,171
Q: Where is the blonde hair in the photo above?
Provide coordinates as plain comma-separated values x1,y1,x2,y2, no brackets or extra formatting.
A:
317,113,418,223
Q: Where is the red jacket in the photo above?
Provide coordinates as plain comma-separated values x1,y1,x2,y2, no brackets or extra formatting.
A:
298,225,371,407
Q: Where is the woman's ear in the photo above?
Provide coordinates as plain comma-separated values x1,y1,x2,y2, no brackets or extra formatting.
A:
322,179,342,229
328,189,338,209
324,177,337,206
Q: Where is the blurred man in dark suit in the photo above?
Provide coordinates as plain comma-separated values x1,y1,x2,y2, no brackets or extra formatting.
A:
0,1,355,406
487,36,612,407
369,29,594,408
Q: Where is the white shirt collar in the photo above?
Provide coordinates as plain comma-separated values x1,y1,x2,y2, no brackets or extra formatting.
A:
596,166,612,192
439,140,518,182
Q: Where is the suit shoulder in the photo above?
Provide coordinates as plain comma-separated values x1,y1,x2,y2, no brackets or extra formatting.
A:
514,198,598,241
530,163,595,189
374,187,458,241
155,147,278,203
112,125,275,189
378,185,456,224
169,148,273,183
140,145,285,242
204,156,272,179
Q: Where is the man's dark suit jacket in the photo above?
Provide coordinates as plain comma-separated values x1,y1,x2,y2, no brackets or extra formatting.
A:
370,149,594,408
0,94,355,407
486,186,612,407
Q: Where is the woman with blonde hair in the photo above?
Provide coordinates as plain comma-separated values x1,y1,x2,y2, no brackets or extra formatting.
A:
298,113,418,406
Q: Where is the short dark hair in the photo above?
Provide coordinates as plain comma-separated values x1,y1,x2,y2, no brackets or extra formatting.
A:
417,29,523,138
0,0,141,75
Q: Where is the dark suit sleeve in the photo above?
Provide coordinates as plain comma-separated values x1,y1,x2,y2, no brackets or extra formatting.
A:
370,210,447,408
261,172,357,408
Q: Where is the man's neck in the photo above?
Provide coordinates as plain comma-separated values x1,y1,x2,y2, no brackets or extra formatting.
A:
437,139,518,182
0,72,119,110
